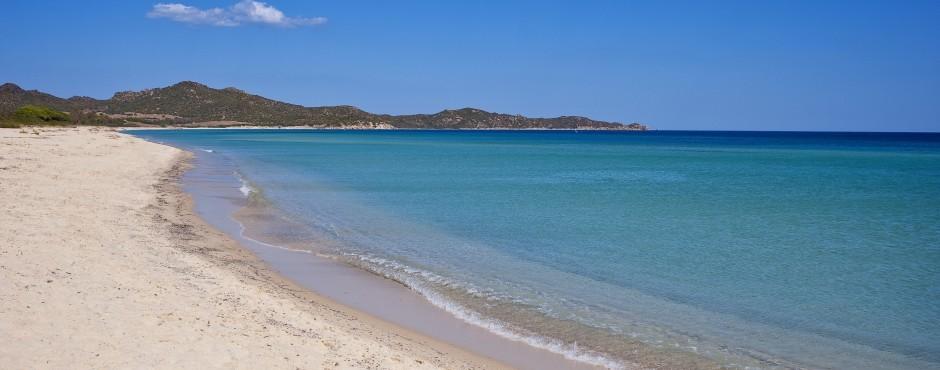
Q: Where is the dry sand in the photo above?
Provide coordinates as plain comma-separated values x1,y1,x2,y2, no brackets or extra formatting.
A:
0,127,503,369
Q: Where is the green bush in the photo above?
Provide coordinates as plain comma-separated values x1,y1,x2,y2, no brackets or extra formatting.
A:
13,105,70,125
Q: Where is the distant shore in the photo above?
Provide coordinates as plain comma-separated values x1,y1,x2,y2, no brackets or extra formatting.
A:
120,125,650,131
0,127,503,369
1,81,648,131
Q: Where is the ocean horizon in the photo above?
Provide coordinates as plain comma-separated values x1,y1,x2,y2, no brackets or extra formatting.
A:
132,129,940,369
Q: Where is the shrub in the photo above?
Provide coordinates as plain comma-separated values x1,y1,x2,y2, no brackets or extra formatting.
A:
13,105,70,125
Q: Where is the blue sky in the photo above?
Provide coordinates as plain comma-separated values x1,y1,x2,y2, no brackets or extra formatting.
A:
1,1,938,131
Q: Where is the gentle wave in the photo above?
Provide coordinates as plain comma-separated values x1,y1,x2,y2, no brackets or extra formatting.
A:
344,253,627,369
234,171,254,197
220,170,624,368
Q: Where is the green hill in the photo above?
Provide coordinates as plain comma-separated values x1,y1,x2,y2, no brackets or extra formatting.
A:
0,81,647,130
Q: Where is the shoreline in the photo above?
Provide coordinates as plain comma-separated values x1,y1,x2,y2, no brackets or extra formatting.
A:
119,126,649,131
151,127,936,368
158,152,512,369
127,127,749,370
154,129,615,369
0,127,504,369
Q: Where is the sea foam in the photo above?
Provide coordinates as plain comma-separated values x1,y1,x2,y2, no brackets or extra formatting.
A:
346,253,627,369
234,171,253,197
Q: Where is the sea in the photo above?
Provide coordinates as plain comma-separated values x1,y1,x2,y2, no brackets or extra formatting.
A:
131,129,940,369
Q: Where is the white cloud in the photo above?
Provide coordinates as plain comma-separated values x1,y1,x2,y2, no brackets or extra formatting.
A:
148,3,238,26
147,1,327,27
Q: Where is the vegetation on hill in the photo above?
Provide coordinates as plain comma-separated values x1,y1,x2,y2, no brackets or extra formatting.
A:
0,109,126,130
1,104,74,127
0,81,649,130
13,105,70,124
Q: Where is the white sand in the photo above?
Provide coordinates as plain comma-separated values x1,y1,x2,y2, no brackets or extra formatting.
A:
0,127,500,369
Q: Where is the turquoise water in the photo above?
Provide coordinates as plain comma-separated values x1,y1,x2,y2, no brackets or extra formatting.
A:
133,130,940,369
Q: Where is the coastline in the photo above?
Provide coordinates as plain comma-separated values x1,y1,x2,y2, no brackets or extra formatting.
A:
0,127,504,369
118,126,649,131
173,128,940,370
171,144,618,370
128,127,767,370
9,127,932,370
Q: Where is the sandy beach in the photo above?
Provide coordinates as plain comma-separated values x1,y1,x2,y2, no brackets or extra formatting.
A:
0,127,502,369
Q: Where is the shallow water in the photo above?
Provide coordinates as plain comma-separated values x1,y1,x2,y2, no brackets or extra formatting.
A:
133,129,940,369
176,148,599,370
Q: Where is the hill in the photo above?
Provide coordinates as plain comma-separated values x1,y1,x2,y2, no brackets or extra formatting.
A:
0,81,647,130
